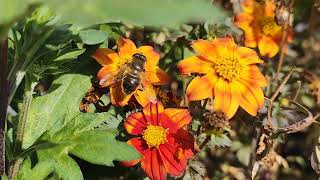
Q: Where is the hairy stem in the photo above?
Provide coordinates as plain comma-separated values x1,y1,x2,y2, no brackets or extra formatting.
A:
0,37,8,175
8,75,37,179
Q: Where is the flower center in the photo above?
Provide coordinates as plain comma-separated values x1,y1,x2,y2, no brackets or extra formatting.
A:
213,56,243,81
142,125,168,148
260,17,281,36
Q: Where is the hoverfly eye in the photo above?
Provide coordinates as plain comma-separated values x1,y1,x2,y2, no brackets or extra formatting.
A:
133,53,147,62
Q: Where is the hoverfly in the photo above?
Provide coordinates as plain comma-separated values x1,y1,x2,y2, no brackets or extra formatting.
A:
80,53,157,112
99,53,155,96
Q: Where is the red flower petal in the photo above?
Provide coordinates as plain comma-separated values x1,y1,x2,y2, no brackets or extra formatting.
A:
158,143,186,176
124,112,147,135
128,137,149,155
143,101,164,125
161,108,192,133
141,149,167,180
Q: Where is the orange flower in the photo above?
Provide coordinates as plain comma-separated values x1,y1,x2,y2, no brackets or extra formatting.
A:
234,0,293,58
178,36,267,119
91,37,170,107
122,101,194,180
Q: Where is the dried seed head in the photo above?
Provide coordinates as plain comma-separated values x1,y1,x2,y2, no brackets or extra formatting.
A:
202,111,229,133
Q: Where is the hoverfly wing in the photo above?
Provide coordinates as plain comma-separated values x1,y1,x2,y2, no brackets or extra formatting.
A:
99,64,128,87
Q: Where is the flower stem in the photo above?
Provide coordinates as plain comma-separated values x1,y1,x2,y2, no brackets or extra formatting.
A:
8,75,37,179
199,136,211,150
0,36,8,175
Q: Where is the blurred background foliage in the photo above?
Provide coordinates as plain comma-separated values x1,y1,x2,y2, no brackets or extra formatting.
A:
1,0,320,179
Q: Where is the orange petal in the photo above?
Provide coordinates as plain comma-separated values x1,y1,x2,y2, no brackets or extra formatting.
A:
186,73,217,101
258,36,279,58
161,108,192,133
96,66,117,87
238,47,263,65
177,56,212,75
240,65,267,87
124,112,147,135
138,46,160,68
265,0,276,17
192,40,216,57
91,48,120,66
141,149,167,180
237,80,264,116
110,84,132,106
134,82,157,107
143,101,164,125
121,159,141,167
117,37,137,59
158,144,185,176
243,27,258,48
213,78,240,119
210,36,238,58
145,67,170,85
234,13,253,29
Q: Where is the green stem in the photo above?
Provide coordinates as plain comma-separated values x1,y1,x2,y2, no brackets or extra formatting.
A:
8,75,37,179
7,27,54,105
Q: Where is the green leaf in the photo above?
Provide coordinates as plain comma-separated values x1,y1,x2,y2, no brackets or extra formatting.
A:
236,146,251,166
44,0,225,27
209,133,232,147
37,148,83,180
70,130,140,166
311,136,320,174
79,29,108,45
22,63,93,149
17,156,55,180
53,49,85,62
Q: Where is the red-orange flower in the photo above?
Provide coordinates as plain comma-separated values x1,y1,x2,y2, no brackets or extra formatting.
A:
122,101,194,180
235,0,293,58
91,37,170,107
178,36,267,119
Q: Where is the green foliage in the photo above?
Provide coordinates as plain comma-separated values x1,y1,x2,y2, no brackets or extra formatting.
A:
45,0,225,28
16,60,140,178
79,29,108,45
209,133,232,148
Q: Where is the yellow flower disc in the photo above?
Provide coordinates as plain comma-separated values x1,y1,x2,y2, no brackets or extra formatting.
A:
143,125,168,148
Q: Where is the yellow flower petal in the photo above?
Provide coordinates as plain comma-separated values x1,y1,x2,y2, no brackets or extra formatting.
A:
138,46,160,68
178,56,212,75
236,81,264,116
213,78,240,119
186,73,217,101
238,47,263,65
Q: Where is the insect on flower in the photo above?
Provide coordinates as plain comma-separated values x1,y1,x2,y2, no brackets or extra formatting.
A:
234,0,293,58
122,101,194,180
91,37,170,107
178,35,267,119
